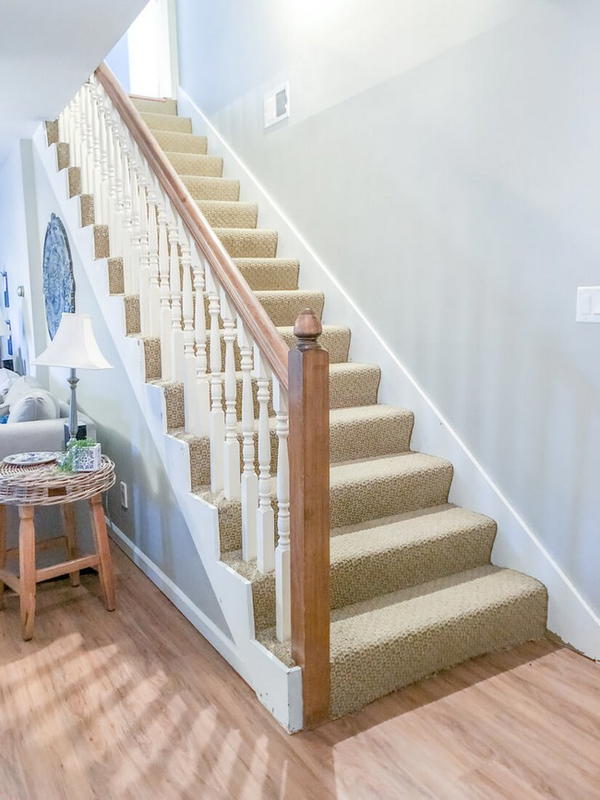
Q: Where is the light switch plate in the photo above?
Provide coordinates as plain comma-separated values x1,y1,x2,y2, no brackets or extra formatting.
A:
576,286,600,322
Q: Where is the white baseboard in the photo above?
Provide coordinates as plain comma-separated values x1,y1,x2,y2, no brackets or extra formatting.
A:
177,86,600,659
107,517,250,683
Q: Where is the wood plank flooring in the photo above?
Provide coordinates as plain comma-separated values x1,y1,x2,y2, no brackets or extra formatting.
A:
0,543,598,799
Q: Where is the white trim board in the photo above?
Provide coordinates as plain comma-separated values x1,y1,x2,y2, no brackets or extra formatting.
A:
177,86,600,659
107,517,248,680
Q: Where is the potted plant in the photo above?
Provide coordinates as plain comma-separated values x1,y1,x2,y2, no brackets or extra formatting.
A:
58,438,102,472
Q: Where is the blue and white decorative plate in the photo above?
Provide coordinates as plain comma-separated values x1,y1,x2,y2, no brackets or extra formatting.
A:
42,213,75,339
3,452,60,466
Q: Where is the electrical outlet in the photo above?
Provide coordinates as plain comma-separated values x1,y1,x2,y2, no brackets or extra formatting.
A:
120,481,128,510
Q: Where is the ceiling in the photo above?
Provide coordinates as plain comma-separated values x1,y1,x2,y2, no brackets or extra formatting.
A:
0,0,147,166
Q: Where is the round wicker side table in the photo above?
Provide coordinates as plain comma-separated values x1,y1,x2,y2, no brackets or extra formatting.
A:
0,455,117,640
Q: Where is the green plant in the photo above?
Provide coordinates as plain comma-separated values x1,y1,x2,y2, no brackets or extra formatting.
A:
57,438,98,472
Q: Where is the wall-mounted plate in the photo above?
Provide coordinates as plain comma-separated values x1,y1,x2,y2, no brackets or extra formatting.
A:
264,82,290,129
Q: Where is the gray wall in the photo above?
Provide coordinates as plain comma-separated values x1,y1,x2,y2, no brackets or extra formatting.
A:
0,141,44,376
177,0,600,612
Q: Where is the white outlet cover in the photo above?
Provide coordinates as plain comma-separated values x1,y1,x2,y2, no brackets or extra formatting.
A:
576,286,600,322
119,480,128,509
264,82,290,129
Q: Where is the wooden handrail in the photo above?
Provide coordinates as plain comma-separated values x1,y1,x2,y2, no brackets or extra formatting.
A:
95,62,289,389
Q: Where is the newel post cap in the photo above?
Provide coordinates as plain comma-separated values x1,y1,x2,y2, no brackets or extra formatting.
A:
293,308,322,350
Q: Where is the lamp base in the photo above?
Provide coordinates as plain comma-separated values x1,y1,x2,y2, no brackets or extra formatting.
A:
64,422,87,447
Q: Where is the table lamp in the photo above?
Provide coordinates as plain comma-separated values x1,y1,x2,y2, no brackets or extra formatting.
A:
34,313,112,442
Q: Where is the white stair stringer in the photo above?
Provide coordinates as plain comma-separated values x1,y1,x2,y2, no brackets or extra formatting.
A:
33,125,303,733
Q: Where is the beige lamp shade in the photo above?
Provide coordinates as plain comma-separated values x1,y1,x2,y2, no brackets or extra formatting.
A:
0,318,9,338
34,313,112,370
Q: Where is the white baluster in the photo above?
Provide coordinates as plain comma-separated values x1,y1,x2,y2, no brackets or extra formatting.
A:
120,137,134,277
167,205,184,382
58,105,67,144
67,99,77,156
146,182,161,337
71,92,83,187
206,267,224,494
94,97,114,228
77,87,87,193
92,86,102,212
191,246,210,437
157,191,172,380
273,378,291,641
137,170,150,335
112,128,125,265
255,351,274,572
220,291,240,500
179,222,197,432
129,164,141,294
238,322,257,561
82,83,95,196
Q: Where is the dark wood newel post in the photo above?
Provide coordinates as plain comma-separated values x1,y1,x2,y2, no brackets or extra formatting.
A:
289,308,330,728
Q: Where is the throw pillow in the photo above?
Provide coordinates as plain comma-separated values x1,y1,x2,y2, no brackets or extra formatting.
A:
0,367,19,398
7,389,60,423
4,375,42,407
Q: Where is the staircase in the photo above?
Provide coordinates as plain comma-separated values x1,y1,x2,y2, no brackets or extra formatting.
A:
45,67,548,728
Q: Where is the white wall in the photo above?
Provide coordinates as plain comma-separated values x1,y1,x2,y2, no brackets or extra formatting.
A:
0,140,47,376
177,0,600,624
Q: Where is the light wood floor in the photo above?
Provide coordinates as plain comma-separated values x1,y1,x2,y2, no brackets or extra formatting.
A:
0,544,599,800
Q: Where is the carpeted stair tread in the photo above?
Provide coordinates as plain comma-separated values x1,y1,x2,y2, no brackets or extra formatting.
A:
328,363,380,408
108,257,124,295
329,452,453,528
279,325,350,363
327,504,496,608
131,97,177,115
196,450,453,552
181,175,240,202
215,228,278,259
154,130,208,154
227,504,497,631
141,340,373,403
198,200,258,229
124,295,140,335
166,152,223,177
327,404,413,461
233,258,299,291
176,403,414,488
140,111,192,133
170,428,210,491
201,324,350,371
253,290,325,326
258,565,547,717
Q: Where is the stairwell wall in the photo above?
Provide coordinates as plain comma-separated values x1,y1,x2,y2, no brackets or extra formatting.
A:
0,141,46,377
176,0,600,649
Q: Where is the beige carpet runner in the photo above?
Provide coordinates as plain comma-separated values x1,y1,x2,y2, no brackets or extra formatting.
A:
120,96,548,719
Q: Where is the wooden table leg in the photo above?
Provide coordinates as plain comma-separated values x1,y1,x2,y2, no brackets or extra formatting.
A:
61,503,80,587
89,494,115,611
0,504,6,609
18,506,36,641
